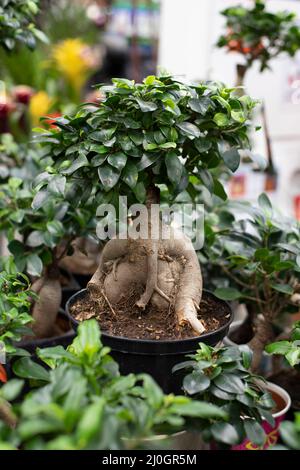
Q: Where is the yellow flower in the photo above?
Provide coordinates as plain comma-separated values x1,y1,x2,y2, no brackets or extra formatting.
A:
29,91,52,125
52,39,98,94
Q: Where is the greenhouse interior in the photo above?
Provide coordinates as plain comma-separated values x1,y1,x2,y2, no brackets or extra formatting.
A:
1,0,300,457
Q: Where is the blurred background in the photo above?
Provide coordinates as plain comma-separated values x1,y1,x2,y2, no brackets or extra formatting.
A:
1,0,300,218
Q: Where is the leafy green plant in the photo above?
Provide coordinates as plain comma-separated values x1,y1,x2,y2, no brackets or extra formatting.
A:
266,321,300,368
279,413,300,450
0,0,48,51
0,176,97,338
0,134,42,182
33,75,257,336
174,342,275,448
0,320,227,450
0,262,33,356
203,194,300,370
217,0,300,78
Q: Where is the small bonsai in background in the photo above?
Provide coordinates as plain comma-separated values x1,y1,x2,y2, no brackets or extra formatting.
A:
0,177,97,338
0,320,227,450
0,0,48,51
34,75,257,336
217,0,300,85
0,261,33,356
174,342,275,449
203,194,300,370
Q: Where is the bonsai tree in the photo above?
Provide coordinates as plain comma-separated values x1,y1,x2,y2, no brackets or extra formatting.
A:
203,194,300,369
0,0,47,51
0,320,227,449
34,75,257,335
0,177,97,338
174,343,275,449
217,0,300,86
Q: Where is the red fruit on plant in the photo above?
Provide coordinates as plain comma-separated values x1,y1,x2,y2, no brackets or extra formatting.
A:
12,85,34,105
0,364,7,383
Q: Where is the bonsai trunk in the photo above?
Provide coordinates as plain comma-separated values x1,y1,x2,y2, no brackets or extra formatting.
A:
30,263,62,339
235,64,247,94
88,184,206,335
248,313,274,372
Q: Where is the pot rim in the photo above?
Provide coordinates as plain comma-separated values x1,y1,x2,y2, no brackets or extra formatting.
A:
265,381,291,418
66,288,233,346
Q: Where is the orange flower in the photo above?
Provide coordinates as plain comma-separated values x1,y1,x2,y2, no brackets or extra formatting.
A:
44,112,62,129
0,364,7,383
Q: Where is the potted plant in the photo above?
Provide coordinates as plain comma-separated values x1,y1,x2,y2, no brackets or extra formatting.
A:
203,194,300,371
0,0,47,52
174,342,291,450
265,321,300,409
0,320,227,450
0,176,98,344
0,262,33,358
33,75,258,391
217,0,300,87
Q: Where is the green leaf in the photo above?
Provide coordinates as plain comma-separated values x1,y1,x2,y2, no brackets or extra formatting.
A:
280,421,300,450
98,165,120,191
137,153,157,171
68,319,101,361
90,154,107,167
13,358,50,382
61,154,89,175
177,122,201,139
213,179,227,200
159,142,177,149
48,175,66,196
165,151,183,186
122,162,138,189
214,373,245,394
26,253,43,277
244,419,266,446
222,148,240,172
258,193,273,216
211,422,240,445
194,139,212,153
107,152,127,170
214,287,241,301
169,401,228,420
31,190,49,210
270,283,294,295
183,372,210,394
213,113,229,127
77,398,105,447
0,379,24,401
47,220,64,237
26,230,44,247
136,97,158,112
189,97,211,114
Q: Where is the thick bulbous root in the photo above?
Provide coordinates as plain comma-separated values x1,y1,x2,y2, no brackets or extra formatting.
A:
248,314,274,372
87,227,206,336
30,275,61,339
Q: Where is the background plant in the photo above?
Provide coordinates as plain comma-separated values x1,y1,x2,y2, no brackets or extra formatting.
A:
202,194,300,370
0,320,227,450
0,176,98,338
0,0,48,51
174,342,275,449
217,0,300,76
0,261,34,356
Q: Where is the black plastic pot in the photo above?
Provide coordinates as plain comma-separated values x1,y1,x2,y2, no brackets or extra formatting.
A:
66,289,233,393
17,310,75,355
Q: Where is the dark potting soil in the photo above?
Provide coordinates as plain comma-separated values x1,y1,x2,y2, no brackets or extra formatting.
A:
70,287,231,340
